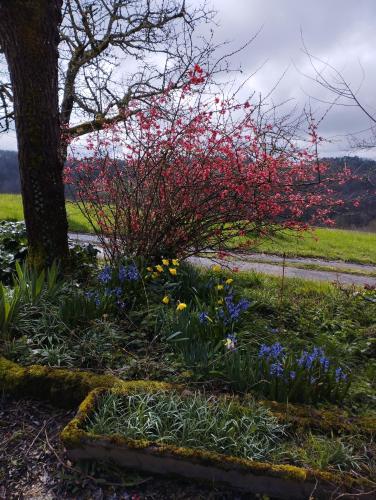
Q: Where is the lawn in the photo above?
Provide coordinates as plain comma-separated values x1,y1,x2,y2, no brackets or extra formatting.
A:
0,193,91,233
250,228,376,265
2,193,376,265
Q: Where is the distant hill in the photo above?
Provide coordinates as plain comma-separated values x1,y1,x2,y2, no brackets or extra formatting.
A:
0,150,375,229
323,156,376,230
0,150,20,193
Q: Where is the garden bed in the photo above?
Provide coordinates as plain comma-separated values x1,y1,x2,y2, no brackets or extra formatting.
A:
0,238,375,498
1,356,375,498
61,387,374,500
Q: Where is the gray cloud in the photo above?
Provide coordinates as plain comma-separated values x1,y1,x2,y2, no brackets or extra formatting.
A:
1,0,376,157
202,0,376,157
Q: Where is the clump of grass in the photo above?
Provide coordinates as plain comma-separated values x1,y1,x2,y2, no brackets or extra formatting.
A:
85,390,286,461
276,433,362,473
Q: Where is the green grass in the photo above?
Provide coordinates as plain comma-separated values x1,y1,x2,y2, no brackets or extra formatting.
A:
86,390,371,475
0,194,92,233
2,194,376,264
234,227,376,265
86,390,286,461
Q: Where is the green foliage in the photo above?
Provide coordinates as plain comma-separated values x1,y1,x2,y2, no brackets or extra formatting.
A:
14,260,62,304
68,243,99,283
0,220,27,283
0,283,21,339
222,344,351,404
277,433,362,472
86,390,286,461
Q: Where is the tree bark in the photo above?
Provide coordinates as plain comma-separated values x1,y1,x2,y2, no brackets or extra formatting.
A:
0,0,68,267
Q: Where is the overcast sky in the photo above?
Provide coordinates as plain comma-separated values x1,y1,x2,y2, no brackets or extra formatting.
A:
1,0,376,158
206,0,376,158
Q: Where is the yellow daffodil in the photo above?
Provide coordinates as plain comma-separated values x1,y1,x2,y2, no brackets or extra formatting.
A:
172,259,179,266
217,284,224,291
146,266,153,272
162,259,170,266
225,278,233,285
217,298,224,305
162,295,170,304
169,268,177,276
176,302,187,311
152,272,158,279
155,265,163,273
212,264,221,272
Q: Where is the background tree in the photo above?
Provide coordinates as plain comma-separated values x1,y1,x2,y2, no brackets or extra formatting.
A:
0,0,216,265
0,0,216,160
0,0,69,266
302,43,376,154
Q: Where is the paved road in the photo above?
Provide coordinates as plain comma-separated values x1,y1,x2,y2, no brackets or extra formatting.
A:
68,232,376,287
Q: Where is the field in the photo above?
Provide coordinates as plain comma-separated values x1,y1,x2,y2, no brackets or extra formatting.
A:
0,193,91,233
1,193,376,264
249,227,376,265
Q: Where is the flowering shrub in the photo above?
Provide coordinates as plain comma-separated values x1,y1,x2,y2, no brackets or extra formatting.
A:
66,66,347,261
223,342,351,404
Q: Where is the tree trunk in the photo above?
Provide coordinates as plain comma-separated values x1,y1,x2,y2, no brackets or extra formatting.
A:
0,0,68,267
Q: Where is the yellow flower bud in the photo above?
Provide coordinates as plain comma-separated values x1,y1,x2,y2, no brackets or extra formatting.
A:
225,278,233,285
176,302,187,311
162,259,169,266
155,265,163,273
217,298,224,305
172,259,179,266
169,268,177,276
212,264,221,272
217,284,224,291
162,295,170,304
146,267,153,272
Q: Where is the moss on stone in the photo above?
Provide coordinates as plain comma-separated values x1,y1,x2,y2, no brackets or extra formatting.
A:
1,355,373,495
260,399,375,435
61,387,372,494
0,356,174,408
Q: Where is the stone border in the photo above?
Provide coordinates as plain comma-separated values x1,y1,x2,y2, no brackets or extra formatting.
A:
61,387,374,500
0,355,374,433
1,356,375,498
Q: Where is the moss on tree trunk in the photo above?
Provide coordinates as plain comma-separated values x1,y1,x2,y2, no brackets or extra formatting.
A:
0,0,68,267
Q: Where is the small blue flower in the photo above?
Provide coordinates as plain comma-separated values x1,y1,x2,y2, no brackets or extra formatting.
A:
335,367,347,383
290,371,296,380
118,265,127,282
98,265,112,284
270,362,284,377
259,344,271,358
270,342,284,358
217,308,225,319
199,312,209,324
238,298,250,311
298,351,308,367
320,356,330,372
127,264,140,281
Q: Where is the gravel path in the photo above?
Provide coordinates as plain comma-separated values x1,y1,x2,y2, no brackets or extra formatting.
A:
69,233,376,287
